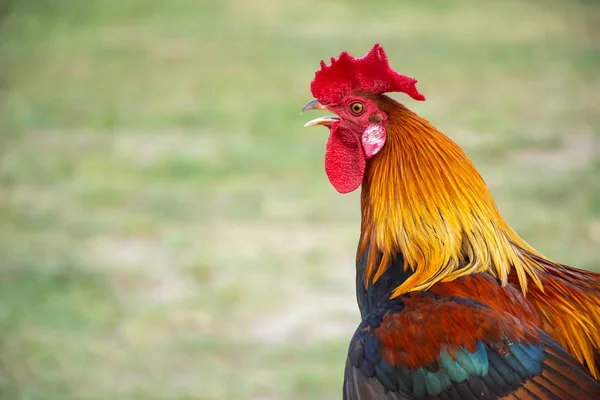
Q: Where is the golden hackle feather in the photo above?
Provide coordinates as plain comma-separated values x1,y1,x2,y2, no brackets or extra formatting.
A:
359,95,546,295
358,94,600,378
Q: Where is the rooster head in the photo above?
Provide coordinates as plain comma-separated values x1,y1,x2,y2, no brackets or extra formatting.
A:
302,44,425,194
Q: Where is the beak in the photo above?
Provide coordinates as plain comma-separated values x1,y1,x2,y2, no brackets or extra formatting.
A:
302,99,340,127
301,99,328,113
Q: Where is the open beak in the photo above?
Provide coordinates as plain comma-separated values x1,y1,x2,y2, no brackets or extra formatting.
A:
302,100,340,127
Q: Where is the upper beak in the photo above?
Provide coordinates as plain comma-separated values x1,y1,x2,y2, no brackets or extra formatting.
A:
301,99,328,113
302,100,340,127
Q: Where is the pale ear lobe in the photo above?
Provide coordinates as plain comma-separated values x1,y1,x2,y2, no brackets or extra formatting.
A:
362,124,387,159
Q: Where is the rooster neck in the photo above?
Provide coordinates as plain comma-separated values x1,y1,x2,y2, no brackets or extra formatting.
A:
357,95,546,297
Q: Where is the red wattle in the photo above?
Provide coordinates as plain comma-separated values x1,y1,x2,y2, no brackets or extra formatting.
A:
324,126,365,194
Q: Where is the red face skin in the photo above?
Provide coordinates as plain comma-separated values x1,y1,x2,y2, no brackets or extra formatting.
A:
304,95,388,194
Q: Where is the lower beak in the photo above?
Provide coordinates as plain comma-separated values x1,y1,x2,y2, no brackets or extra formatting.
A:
304,116,340,127
302,99,340,127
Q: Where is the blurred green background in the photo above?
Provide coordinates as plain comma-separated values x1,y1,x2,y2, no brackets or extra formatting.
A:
0,0,598,398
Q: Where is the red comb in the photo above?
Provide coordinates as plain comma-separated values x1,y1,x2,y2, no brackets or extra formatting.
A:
310,44,425,104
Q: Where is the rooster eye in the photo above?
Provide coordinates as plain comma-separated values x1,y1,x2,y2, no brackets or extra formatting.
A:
349,102,364,115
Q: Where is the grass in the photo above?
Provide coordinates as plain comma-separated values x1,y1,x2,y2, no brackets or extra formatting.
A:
0,0,598,398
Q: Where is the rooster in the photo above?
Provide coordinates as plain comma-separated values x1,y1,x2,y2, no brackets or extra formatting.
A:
302,44,600,399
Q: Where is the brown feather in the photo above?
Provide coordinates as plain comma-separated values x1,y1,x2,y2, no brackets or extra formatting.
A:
509,255,600,378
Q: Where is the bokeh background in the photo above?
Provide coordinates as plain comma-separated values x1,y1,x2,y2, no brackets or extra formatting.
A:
0,0,598,398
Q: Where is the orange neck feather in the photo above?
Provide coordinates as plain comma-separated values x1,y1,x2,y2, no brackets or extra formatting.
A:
359,95,550,296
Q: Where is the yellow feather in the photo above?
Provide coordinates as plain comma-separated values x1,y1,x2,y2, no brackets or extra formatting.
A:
359,95,548,297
